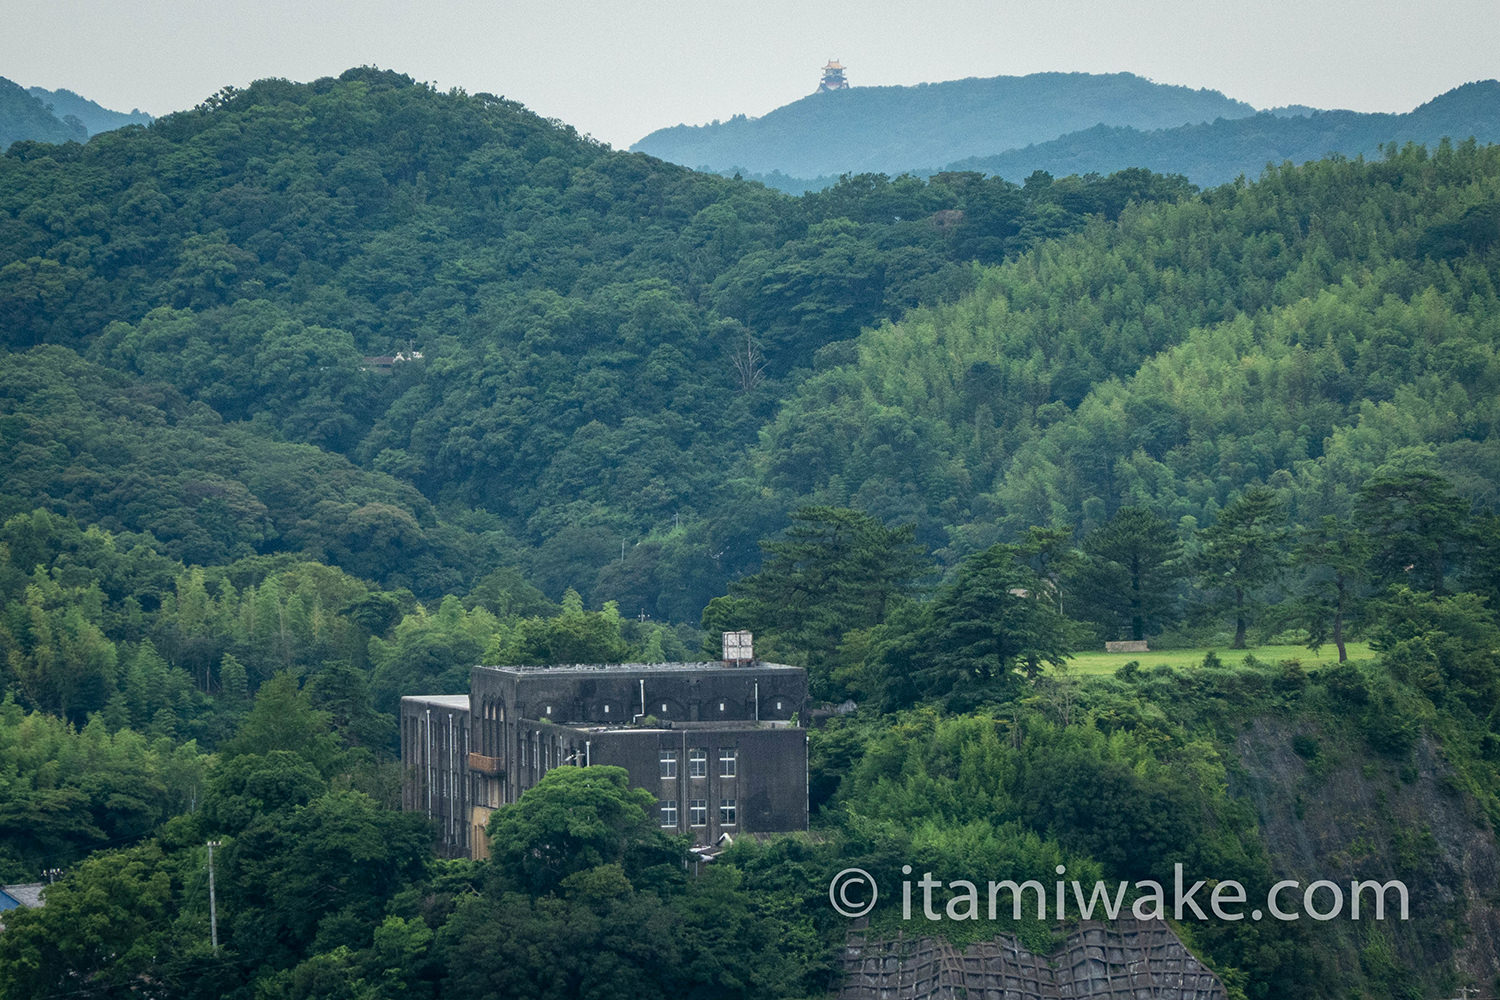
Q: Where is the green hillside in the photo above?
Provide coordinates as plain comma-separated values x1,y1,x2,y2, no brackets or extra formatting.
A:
0,346,509,595
631,71,1254,179
758,141,1500,557
0,68,1193,612
4,66,1498,633
2,68,1500,999
949,80,1500,186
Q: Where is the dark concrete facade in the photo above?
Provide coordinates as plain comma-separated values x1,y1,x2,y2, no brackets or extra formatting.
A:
398,694,472,859
401,662,809,859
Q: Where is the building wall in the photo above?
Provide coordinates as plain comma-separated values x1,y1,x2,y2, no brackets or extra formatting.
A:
403,662,810,858
472,664,807,729
583,726,808,845
469,663,808,811
399,697,471,858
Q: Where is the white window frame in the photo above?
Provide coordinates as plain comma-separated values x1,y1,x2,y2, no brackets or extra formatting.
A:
688,748,708,778
719,799,737,826
719,747,737,778
660,750,678,779
689,799,708,826
660,800,678,827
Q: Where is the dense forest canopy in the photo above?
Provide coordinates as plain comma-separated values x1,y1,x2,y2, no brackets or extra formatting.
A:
761,140,1500,556
2,66,1500,999
0,66,1204,615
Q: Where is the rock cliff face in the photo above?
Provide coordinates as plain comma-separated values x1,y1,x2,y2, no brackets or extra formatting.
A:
838,918,1225,999
1233,718,1500,989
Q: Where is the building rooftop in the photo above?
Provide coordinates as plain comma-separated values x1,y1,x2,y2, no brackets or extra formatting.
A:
0,883,44,910
477,661,802,675
400,694,471,710
543,719,802,734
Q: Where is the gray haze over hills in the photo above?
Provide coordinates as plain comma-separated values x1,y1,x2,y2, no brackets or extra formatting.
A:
1,77,152,150
28,85,152,136
632,72,1256,179
949,80,1500,187
632,71,1500,191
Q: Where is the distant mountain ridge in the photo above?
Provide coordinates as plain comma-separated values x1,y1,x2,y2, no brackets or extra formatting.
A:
1,76,152,151
27,86,152,136
949,80,1500,186
634,71,1500,194
631,72,1255,178
0,76,84,148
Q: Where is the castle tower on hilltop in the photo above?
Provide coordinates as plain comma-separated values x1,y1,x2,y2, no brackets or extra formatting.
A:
818,59,849,92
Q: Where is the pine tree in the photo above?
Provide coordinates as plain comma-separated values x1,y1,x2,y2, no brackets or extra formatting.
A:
1356,467,1470,594
728,506,927,692
1296,515,1371,662
879,543,1072,709
1073,507,1183,641
1193,487,1288,648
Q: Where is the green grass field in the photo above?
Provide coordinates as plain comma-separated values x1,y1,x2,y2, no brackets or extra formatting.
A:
1060,642,1375,676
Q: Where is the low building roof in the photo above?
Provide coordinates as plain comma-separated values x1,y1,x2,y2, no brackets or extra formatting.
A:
400,694,471,711
534,719,803,734
477,661,802,676
0,884,44,909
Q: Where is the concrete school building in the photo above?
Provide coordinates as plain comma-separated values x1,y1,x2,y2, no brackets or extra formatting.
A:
399,635,809,859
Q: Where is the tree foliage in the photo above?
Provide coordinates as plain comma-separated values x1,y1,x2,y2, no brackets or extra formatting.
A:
1071,506,1183,641
1192,487,1289,648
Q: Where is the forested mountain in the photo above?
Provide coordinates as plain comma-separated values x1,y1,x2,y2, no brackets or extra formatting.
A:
0,75,86,148
757,140,1500,559
27,84,153,136
1,347,508,595
4,66,1500,999
950,80,1500,186
631,71,1255,180
0,68,1192,614
0,77,149,149
635,74,1500,196
4,65,1499,658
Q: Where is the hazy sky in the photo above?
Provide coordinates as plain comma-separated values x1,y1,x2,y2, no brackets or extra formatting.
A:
5,0,1497,148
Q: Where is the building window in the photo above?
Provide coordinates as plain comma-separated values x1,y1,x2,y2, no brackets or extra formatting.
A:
688,748,708,778
719,747,737,778
661,800,678,827
689,799,708,826
603,704,610,715
720,799,737,826
660,750,678,779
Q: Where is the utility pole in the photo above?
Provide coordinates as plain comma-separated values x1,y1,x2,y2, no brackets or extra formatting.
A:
206,840,221,956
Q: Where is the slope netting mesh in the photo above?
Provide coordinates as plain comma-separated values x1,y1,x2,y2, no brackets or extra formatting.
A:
838,918,1226,1000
